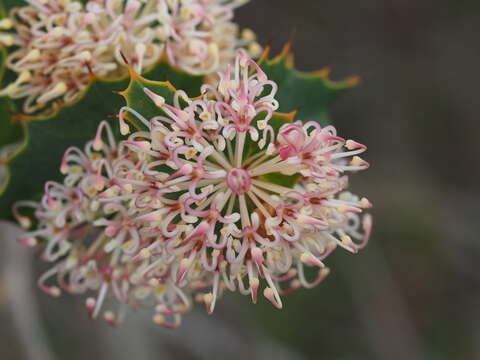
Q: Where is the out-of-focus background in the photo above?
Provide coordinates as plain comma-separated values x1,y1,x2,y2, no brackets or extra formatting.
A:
1,0,479,359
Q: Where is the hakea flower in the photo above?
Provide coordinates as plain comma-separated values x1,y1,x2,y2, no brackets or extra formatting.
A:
14,50,372,328
158,0,260,75
14,121,207,328
118,50,372,311
0,0,259,114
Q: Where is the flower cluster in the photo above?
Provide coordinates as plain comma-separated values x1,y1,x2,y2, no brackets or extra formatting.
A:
15,51,371,328
0,0,259,114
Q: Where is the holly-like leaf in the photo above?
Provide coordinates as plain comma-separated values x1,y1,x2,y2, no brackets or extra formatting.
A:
0,80,126,219
259,45,360,126
0,62,202,220
146,60,202,99
119,61,202,131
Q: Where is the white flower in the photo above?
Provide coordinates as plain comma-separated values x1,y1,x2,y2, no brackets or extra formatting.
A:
0,0,260,113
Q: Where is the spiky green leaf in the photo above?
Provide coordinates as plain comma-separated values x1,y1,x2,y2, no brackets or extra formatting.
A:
259,46,359,126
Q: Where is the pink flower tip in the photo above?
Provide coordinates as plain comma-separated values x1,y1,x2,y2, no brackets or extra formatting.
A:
17,236,37,247
263,287,282,309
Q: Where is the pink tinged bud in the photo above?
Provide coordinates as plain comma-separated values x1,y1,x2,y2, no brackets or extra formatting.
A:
104,185,123,199
17,216,31,229
120,119,130,136
313,268,331,287
362,214,373,246
319,242,337,260
17,236,37,247
133,248,151,263
86,297,96,319
249,277,259,304
282,279,302,296
176,258,192,284
296,214,328,227
180,163,193,175
263,287,282,309
323,134,344,143
338,204,362,214
251,246,263,270
126,141,151,152
156,304,177,315
255,66,268,82
93,138,103,151
143,88,165,107
93,127,104,151
351,156,369,168
251,60,268,82
60,161,69,175
103,311,118,327
37,82,67,104
320,268,330,279
185,221,209,241
291,280,302,291
163,104,188,121
153,314,177,330
95,176,105,191
300,252,325,268
204,293,215,314
360,197,373,208
345,139,366,150
41,285,61,298
23,49,40,62
276,268,297,282
340,235,358,254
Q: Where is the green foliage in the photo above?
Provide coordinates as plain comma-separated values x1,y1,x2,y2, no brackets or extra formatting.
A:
0,80,126,219
120,66,180,131
259,45,360,126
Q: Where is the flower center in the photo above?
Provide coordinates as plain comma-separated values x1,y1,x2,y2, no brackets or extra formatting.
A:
226,168,251,195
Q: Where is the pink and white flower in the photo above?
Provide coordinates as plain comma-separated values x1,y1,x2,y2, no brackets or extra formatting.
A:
122,50,372,313
14,51,372,328
0,0,259,113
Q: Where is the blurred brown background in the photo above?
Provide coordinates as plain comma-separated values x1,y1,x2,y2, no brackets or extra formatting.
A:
1,0,479,359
